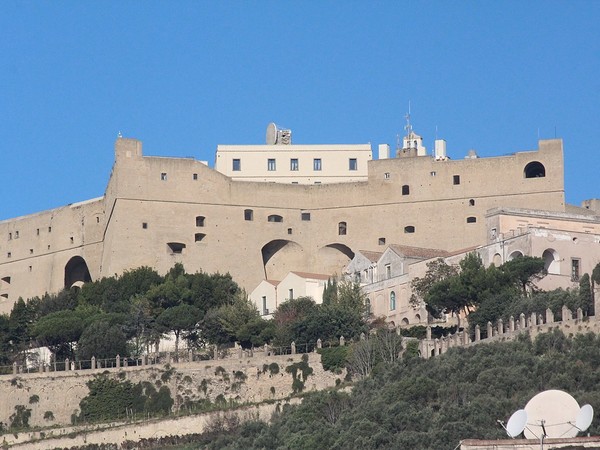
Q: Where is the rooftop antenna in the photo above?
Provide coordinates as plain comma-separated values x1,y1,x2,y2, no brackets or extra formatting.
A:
404,100,413,139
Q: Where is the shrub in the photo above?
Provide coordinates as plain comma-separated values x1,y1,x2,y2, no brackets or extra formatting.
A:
318,346,349,372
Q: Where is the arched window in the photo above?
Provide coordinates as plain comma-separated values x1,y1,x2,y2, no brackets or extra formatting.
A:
338,221,347,235
365,298,371,316
402,185,410,195
524,161,546,178
508,250,523,261
267,215,283,223
466,216,477,223
404,226,415,233
390,291,396,311
401,318,409,326
542,249,560,274
195,216,205,227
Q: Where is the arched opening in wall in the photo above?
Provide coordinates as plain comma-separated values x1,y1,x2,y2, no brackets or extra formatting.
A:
389,321,396,328
524,161,546,178
338,222,347,236
508,250,524,261
401,318,409,326
267,215,283,223
261,240,304,280
390,291,396,311
415,314,421,322
64,256,92,289
317,243,355,275
493,253,502,266
542,248,560,274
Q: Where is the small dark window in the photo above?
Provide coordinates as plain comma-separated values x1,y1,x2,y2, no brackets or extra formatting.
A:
7,252,11,258
96,217,100,223
244,209,253,221
196,216,205,227
404,226,415,233
167,242,186,254
301,212,311,221
467,216,477,223
37,228,40,235
193,173,198,180
28,266,32,272
402,185,410,195
8,233,11,240
287,228,293,235
469,199,475,206
338,222,347,235
524,161,546,178
161,172,167,181
70,237,74,243
232,159,241,171
142,222,148,229
30,249,33,254
1,276,10,284
48,227,52,233
0,294,7,299
195,233,206,242
384,172,390,179
349,158,358,171
290,158,299,171
378,237,386,245
15,231,19,238
453,175,460,185
268,215,283,223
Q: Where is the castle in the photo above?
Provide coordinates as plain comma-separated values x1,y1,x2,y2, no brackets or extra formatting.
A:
0,124,586,315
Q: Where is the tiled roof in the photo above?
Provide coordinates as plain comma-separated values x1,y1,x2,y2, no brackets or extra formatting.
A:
388,244,450,259
357,250,383,262
265,279,280,286
289,271,332,280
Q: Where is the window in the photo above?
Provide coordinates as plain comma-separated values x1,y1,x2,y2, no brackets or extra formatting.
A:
29,266,32,272
37,228,40,235
313,158,322,171
349,158,357,171
524,161,546,178
167,242,186,254
385,264,391,279
290,158,299,171
70,237,74,243
30,249,33,254
193,173,198,180
142,222,148,229
453,175,461,185
378,237,386,245
7,252,11,258
232,159,241,171
194,233,206,242
1,276,10,285
469,199,475,206
244,209,253,221
48,227,52,233
365,298,371,316
268,215,283,223
161,172,167,181
430,171,437,177
338,222,347,235
390,291,396,311
402,185,410,195
301,212,311,221
384,172,390,179
196,216,205,227
15,231,19,238
571,259,580,281
466,216,477,223
8,233,11,240
268,159,276,171
288,289,294,300
262,296,268,316
404,226,415,233
287,228,293,235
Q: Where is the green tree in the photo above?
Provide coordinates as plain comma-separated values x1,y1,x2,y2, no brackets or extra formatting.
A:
579,273,593,315
500,256,546,295
157,304,201,357
410,258,459,309
77,320,127,360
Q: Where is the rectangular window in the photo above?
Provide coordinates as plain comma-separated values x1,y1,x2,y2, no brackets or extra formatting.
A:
290,158,299,171
571,259,580,281
161,172,167,181
193,173,198,180
142,222,148,229
385,264,391,279
268,159,276,171
313,158,322,171
37,228,40,235
262,296,268,315
453,175,461,185
8,233,11,240
288,288,294,300
301,212,311,221
232,159,241,171
244,209,253,221
349,158,357,170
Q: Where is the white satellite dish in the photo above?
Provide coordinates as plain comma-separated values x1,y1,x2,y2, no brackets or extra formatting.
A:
523,390,580,439
506,409,528,438
575,404,594,432
266,122,278,145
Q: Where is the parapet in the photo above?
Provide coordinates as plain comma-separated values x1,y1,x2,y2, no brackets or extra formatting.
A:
115,137,143,161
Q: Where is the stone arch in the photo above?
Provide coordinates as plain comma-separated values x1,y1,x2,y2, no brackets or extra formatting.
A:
261,240,304,280
508,250,524,261
401,317,409,326
493,253,502,266
317,243,355,275
415,313,421,322
524,161,546,178
64,256,92,289
542,248,560,274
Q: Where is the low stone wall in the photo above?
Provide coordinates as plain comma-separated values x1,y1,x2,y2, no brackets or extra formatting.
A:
0,352,343,430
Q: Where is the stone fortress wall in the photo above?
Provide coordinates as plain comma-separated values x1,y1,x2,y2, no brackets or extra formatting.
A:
0,137,566,314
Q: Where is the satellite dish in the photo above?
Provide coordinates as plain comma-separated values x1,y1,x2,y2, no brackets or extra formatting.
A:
506,409,528,438
524,390,580,439
575,404,594,432
266,122,278,145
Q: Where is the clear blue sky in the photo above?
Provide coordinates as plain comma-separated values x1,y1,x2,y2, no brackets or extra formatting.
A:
1,1,599,221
